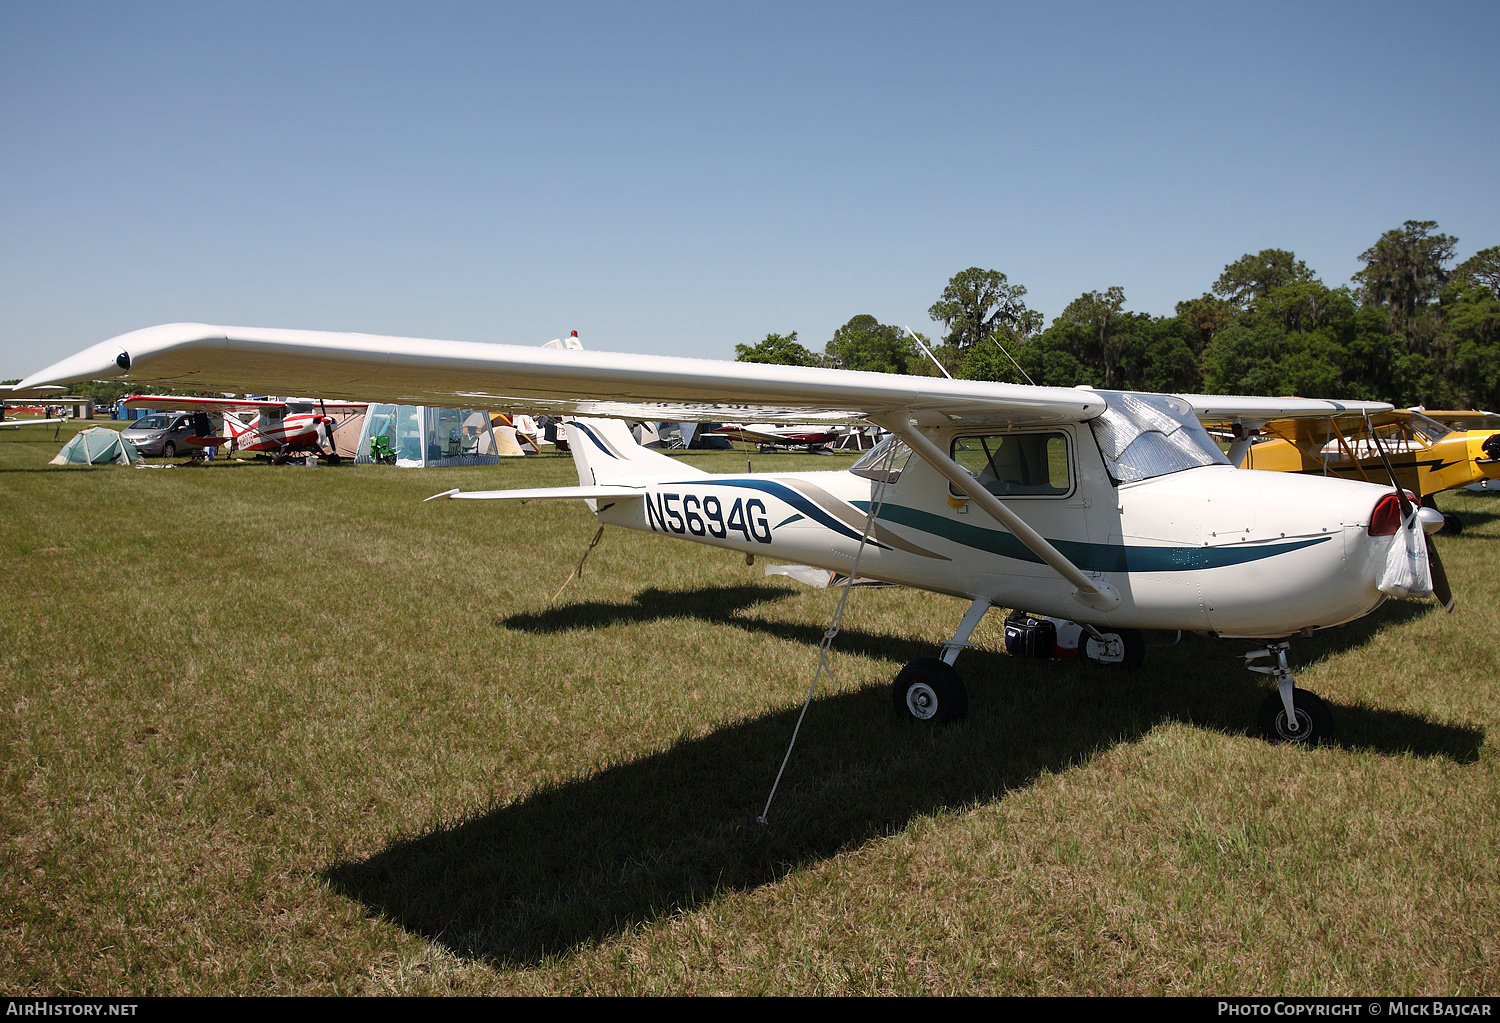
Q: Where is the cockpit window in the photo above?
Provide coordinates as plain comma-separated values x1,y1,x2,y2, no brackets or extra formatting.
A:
850,434,913,484
949,432,1072,497
1089,391,1229,484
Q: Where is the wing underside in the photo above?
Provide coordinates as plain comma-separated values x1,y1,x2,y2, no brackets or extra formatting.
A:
18,324,1394,430
119,394,368,412
19,323,1108,430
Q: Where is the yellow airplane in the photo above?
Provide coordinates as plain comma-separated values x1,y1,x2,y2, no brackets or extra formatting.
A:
1216,407,1500,534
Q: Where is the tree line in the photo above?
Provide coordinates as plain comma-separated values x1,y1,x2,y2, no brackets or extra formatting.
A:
735,221,1500,410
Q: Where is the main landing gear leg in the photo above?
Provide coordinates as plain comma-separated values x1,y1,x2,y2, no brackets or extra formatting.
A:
893,597,988,724
940,597,991,666
1245,641,1334,746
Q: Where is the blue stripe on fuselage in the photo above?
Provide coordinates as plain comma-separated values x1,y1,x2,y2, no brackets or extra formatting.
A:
656,479,889,548
851,502,1331,572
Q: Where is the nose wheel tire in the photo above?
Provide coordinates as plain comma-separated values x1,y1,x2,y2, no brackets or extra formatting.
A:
1257,688,1334,746
892,658,968,725
1442,512,1463,535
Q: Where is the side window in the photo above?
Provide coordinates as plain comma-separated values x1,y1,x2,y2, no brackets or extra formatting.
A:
950,432,1071,497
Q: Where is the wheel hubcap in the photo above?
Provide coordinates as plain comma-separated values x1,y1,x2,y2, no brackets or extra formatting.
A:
1276,708,1314,742
905,683,938,721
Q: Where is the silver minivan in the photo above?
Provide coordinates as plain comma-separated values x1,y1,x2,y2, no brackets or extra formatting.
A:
120,413,200,457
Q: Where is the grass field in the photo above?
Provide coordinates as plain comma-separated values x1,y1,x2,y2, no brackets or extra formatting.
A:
2,421,1497,995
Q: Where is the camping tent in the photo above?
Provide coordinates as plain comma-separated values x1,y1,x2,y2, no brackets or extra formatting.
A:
353,405,503,467
50,428,141,465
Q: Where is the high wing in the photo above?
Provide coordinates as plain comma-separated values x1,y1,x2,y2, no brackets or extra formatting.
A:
19,323,1107,430
119,394,369,412
1,397,69,429
1425,410,1500,433
18,322,1394,430
1183,395,1394,429
0,417,67,429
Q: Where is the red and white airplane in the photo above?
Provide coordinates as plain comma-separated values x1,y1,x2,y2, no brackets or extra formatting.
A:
121,395,367,461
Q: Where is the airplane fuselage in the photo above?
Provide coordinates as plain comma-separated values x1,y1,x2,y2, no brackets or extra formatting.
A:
1243,429,1500,498
226,412,330,453
590,422,1392,639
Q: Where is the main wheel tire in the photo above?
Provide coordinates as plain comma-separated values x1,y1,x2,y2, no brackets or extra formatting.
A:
163,441,176,458
1083,628,1146,668
892,658,968,725
1257,688,1334,746
1443,512,1463,535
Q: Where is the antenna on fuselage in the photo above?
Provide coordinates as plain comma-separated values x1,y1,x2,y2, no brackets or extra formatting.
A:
904,326,952,379
988,335,1036,386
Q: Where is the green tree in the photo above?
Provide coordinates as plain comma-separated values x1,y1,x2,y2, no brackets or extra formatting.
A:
1110,314,1202,393
1451,246,1500,301
1202,320,1291,396
928,268,1043,349
734,331,820,367
1027,310,1201,393
1060,287,1127,388
1442,246,1500,408
1174,293,1235,354
1017,321,1098,388
1352,220,1457,336
1214,249,1317,311
824,315,920,374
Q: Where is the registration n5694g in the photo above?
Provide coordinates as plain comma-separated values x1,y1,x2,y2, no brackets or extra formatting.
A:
644,491,772,543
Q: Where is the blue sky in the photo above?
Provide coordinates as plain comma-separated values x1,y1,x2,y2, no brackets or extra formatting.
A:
3,1,1497,379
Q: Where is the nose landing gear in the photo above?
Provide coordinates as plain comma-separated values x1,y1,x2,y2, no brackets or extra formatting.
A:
1245,641,1334,746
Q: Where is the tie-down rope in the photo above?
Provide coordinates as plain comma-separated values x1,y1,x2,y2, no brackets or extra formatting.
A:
758,436,900,825
550,524,606,603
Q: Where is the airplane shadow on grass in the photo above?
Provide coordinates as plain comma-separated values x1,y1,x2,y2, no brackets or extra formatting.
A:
324,586,1483,968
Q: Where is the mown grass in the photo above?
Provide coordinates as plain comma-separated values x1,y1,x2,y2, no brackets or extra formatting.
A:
2,422,1497,995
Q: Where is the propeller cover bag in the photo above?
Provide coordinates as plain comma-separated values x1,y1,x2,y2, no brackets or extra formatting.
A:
1377,511,1433,599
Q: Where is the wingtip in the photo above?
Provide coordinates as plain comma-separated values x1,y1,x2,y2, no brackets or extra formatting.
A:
423,488,461,502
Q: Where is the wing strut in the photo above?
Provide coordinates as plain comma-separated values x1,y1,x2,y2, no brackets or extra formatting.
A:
874,415,1121,612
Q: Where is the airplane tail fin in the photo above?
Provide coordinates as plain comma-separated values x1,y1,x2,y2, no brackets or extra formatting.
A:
564,417,707,485
538,331,705,485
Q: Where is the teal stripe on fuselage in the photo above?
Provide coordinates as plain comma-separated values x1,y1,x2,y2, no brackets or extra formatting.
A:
852,502,1332,572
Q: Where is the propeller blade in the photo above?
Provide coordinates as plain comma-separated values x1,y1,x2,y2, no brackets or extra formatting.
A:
1425,534,1456,614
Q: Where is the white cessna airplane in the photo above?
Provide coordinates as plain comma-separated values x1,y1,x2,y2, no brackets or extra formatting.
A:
19,322,1450,745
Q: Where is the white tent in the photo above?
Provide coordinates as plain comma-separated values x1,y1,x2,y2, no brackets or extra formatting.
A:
50,427,141,465
353,404,503,467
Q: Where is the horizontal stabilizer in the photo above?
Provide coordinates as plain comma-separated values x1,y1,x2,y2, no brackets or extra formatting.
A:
424,485,645,503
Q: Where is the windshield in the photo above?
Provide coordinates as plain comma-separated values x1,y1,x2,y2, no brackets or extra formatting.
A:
1089,392,1229,484
131,415,166,430
1405,412,1452,446
850,433,913,483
